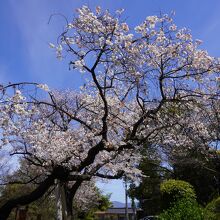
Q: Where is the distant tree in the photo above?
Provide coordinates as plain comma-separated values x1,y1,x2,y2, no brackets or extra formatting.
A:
171,148,220,205
75,192,112,220
128,145,170,215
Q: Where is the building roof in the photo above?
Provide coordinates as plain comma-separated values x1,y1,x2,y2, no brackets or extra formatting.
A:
96,208,134,215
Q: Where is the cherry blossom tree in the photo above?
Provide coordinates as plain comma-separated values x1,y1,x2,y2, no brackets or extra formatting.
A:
0,5,219,219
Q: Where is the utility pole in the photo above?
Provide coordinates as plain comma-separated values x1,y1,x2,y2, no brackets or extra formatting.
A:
125,177,129,220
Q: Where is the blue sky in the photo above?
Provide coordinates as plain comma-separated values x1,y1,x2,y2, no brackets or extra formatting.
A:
1,0,220,202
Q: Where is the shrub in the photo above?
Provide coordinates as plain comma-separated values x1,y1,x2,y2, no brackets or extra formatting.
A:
160,179,196,209
204,197,220,220
159,198,204,220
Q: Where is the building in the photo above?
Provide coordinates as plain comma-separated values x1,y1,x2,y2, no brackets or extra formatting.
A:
95,207,136,220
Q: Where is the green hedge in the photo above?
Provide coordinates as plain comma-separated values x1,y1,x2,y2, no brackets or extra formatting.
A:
159,198,204,220
204,197,220,220
160,179,196,210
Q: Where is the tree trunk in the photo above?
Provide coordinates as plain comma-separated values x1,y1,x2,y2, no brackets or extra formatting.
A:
64,180,83,220
64,184,75,220
55,181,63,220
65,193,74,220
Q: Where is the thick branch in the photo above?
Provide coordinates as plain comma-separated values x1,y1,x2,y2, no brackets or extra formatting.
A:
0,174,55,220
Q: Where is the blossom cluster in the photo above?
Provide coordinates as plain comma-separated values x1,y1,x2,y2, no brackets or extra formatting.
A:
1,6,220,207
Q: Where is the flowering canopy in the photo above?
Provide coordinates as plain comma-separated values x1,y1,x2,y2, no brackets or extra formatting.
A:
0,5,219,219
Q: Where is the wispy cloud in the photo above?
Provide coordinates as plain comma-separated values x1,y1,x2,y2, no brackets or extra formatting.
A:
6,0,126,89
8,0,83,89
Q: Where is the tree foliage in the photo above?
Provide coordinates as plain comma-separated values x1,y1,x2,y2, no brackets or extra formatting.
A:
159,198,204,220
204,197,220,220
159,178,204,219
0,183,56,220
128,145,167,215
171,148,220,205
160,179,196,210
